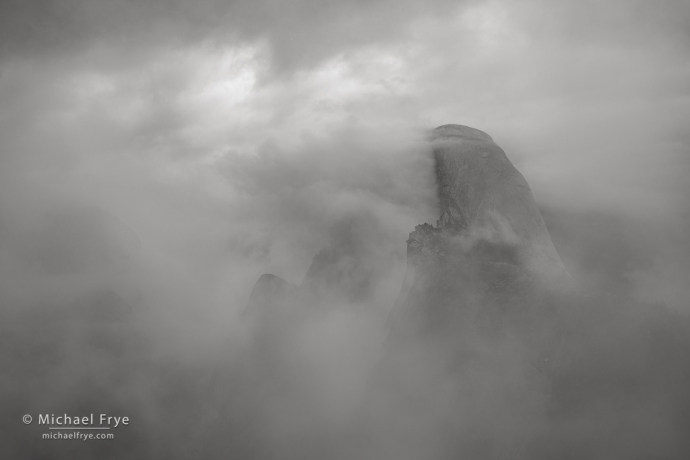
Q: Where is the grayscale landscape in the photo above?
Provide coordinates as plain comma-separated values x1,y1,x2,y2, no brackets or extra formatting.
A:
1,1,689,459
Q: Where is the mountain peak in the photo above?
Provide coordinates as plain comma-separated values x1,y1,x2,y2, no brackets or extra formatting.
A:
390,124,570,335
426,124,566,276
430,124,494,142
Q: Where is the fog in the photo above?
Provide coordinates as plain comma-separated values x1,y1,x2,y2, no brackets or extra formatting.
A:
1,0,689,458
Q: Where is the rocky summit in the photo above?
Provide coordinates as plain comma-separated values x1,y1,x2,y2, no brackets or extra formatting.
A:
427,124,565,275
379,125,690,460
391,125,570,339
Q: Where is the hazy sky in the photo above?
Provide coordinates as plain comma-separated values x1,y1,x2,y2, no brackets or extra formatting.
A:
0,5,689,458
0,0,688,319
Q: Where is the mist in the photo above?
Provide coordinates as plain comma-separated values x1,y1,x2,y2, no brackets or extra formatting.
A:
1,0,689,458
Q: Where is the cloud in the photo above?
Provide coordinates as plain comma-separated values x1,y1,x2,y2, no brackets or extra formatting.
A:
0,0,687,342
0,0,687,350
0,0,689,457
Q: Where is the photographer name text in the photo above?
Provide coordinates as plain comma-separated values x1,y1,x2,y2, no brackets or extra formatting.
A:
37,414,129,428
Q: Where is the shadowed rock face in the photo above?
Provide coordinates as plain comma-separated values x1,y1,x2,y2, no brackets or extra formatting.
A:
392,125,570,338
368,126,571,459
380,126,690,460
244,222,381,317
416,125,566,277
245,274,298,313
243,246,372,320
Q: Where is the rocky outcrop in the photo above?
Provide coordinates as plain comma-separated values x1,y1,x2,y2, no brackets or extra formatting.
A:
244,241,377,318
390,125,570,338
244,274,299,314
377,125,690,460
374,125,574,458
413,125,566,275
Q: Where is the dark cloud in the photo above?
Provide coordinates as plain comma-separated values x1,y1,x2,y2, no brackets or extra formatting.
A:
0,0,473,73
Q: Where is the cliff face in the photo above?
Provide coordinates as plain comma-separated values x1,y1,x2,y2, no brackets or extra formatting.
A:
428,125,564,274
380,125,690,460
412,125,564,272
244,216,386,318
392,125,570,337
242,245,374,321
370,125,574,458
